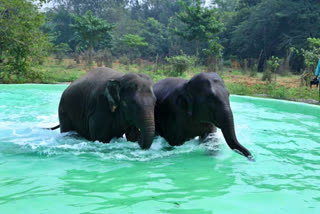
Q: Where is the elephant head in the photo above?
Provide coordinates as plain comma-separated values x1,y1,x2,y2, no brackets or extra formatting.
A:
104,73,156,149
178,72,253,160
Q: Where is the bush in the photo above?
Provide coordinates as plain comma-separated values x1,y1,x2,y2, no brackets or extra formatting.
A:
165,53,197,75
53,43,71,64
262,70,272,82
95,50,113,67
249,64,258,77
223,59,232,67
119,55,130,65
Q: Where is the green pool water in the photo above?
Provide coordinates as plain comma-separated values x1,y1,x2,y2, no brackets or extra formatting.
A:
0,84,320,214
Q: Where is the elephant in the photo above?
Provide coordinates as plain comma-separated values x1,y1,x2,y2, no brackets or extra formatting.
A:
153,72,254,160
53,67,156,149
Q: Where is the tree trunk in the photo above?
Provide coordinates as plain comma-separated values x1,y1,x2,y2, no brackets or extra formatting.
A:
88,45,93,65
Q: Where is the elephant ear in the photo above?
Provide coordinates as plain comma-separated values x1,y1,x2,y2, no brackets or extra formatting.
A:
176,93,192,116
104,80,121,113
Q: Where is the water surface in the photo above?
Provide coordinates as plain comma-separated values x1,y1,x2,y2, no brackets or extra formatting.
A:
0,84,320,213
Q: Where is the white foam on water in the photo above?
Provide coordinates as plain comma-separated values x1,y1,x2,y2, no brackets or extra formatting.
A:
1,123,227,161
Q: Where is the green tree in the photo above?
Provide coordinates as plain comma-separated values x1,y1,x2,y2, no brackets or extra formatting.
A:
44,6,76,49
229,0,320,72
267,56,282,83
0,0,50,81
140,18,168,59
122,34,148,62
53,43,71,63
301,38,320,86
175,0,224,56
70,11,114,65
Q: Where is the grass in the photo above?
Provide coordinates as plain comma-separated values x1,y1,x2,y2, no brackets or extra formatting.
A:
1,57,319,104
34,58,87,83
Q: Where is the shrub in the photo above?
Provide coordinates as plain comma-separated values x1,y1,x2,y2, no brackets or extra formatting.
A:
267,56,283,82
119,55,130,65
249,64,258,77
165,53,197,75
223,59,232,67
53,43,71,64
262,70,272,82
95,50,113,67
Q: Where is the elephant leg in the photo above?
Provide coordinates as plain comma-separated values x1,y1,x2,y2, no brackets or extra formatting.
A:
59,113,73,133
167,140,185,146
125,126,141,142
199,124,217,142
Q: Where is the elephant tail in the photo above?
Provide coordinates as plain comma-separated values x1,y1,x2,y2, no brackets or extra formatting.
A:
43,124,60,130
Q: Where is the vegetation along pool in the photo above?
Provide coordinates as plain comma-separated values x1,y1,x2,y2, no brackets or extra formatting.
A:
0,84,319,213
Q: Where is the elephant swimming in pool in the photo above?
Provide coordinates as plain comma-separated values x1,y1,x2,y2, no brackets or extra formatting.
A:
51,67,156,149
153,72,254,160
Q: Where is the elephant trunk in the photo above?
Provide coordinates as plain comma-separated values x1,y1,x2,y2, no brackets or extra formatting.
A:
136,111,155,149
218,107,253,160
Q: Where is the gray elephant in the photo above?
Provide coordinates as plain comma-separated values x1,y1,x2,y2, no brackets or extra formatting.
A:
51,67,156,149
153,72,253,160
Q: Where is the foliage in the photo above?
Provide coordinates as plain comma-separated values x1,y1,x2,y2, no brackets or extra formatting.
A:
267,56,281,73
228,0,320,72
175,0,224,56
53,43,71,63
70,10,114,65
42,0,320,71
0,0,50,81
266,56,282,82
226,82,319,101
299,37,320,86
43,6,76,49
122,34,148,48
261,70,272,82
122,34,148,62
94,49,113,67
302,38,320,69
165,52,197,74
249,64,258,77
119,55,130,65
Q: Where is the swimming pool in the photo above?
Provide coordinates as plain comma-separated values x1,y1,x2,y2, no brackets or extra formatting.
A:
0,84,319,213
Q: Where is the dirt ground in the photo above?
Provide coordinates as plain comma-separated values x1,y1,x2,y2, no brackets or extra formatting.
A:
224,73,302,88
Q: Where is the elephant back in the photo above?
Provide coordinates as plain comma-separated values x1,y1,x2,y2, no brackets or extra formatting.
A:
153,77,187,103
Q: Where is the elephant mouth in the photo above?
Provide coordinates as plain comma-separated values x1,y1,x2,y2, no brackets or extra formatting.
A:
125,125,141,142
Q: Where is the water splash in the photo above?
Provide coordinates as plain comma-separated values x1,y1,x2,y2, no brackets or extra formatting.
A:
3,124,226,161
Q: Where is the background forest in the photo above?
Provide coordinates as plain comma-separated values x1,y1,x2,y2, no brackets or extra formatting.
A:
1,0,320,101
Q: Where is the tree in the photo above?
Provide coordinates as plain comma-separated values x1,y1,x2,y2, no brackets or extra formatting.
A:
140,18,168,59
53,43,71,63
266,56,282,83
175,0,224,56
70,10,114,65
229,0,320,72
301,38,320,86
174,0,224,70
175,0,223,56
44,6,76,49
122,34,148,62
0,0,50,81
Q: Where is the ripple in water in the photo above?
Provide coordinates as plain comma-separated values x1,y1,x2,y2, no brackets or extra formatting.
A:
2,123,225,162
